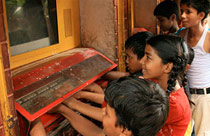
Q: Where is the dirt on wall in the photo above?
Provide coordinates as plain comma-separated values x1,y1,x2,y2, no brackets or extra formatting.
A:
79,0,117,62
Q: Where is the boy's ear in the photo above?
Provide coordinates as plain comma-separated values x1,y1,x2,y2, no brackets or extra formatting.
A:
164,62,173,74
198,11,205,21
120,128,132,136
170,14,177,21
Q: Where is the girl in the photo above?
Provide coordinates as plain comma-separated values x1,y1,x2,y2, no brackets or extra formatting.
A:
140,35,192,135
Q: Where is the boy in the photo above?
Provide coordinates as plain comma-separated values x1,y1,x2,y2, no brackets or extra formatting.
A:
179,0,210,135
103,77,169,136
48,77,169,136
154,0,180,34
104,31,153,80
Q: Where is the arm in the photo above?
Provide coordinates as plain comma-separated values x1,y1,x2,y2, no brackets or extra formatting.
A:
103,71,130,80
30,118,46,136
63,97,103,122
83,83,104,94
74,91,104,104
52,104,104,136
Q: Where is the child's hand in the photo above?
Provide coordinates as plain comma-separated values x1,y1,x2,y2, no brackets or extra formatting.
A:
83,83,104,94
63,97,79,110
55,83,73,98
72,91,84,99
48,104,65,114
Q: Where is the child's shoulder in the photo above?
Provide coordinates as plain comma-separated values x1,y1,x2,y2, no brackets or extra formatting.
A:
169,87,186,103
177,27,187,38
206,30,210,52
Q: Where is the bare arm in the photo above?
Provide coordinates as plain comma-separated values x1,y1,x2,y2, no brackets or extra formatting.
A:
103,71,130,80
30,118,46,136
83,83,104,94
74,91,104,104
63,97,103,122
53,104,104,136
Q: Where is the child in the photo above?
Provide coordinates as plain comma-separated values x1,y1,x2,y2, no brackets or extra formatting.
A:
51,77,169,136
154,0,180,34
125,31,153,76
104,31,153,80
179,0,210,135
140,35,192,135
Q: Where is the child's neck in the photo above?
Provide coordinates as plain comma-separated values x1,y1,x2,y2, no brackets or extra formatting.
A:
187,24,205,47
158,77,169,91
188,23,205,37
158,77,180,92
169,23,179,34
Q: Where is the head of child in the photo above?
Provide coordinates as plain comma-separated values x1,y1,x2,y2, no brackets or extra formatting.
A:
103,76,169,136
154,0,179,33
125,31,153,74
141,35,189,92
180,0,210,27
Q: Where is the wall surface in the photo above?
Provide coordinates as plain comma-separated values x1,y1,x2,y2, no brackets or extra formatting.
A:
134,0,157,34
79,0,117,61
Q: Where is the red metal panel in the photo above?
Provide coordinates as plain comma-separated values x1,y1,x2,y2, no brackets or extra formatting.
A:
13,48,117,122
13,48,98,91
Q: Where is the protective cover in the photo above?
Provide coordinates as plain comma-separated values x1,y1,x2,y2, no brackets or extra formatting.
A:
12,48,117,121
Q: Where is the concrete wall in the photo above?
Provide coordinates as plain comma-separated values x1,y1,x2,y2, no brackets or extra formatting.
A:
134,0,157,34
79,0,117,61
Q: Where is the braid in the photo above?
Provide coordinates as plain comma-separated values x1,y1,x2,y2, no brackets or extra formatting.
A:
167,69,177,92
182,73,187,88
167,56,185,93
182,73,195,106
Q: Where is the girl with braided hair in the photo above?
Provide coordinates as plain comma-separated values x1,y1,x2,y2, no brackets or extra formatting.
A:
140,34,192,136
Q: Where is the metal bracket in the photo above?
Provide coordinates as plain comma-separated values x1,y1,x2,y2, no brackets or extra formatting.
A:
7,116,15,129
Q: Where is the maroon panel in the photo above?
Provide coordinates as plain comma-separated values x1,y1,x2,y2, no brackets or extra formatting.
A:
0,0,3,14
0,14,6,42
0,125,5,136
114,6,118,20
1,43,10,70
4,70,13,94
124,30,128,40
124,0,128,18
8,94,17,119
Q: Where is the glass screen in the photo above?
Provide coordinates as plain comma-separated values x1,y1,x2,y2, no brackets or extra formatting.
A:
6,0,58,56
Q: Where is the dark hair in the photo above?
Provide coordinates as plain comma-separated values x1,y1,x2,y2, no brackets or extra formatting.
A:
147,35,189,92
154,0,179,19
181,0,210,21
181,46,195,105
125,31,153,59
104,76,169,136
187,46,194,65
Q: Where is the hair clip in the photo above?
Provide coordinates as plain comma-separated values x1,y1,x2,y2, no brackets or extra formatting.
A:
167,89,171,93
